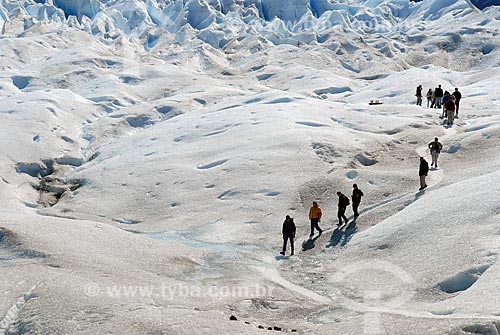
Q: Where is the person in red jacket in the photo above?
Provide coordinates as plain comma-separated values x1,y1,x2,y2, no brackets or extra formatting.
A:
445,95,456,125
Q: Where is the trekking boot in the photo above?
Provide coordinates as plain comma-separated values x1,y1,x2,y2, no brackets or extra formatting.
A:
280,251,285,255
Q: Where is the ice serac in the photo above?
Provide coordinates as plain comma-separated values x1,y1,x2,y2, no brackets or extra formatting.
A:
0,6,7,30
106,1,153,34
260,0,310,22
185,0,217,29
0,0,497,71
25,2,66,22
51,0,102,20
412,0,500,10
419,0,476,21
240,0,331,21
2,7,30,36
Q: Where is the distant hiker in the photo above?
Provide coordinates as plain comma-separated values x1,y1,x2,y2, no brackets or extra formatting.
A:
441,91,450,118
280,215,296,256
336,192,350,226
430,89,436,108
434,85,444,108
351,184,364,219
309,201,323,237
419,157,429,190
428,137,443,168
445,95,456,125
426,89,433,108
452,87,462,116
416,85,423,106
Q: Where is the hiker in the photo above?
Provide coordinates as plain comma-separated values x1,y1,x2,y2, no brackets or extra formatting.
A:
445,95,456,125
419,157,429,190
416,85,423,106
280,215,296,256
426,89,433,108
441,91,450,118
434,85,443,108
351,184,364,219
309,201,323,237
452,87,462,116
430,89,436,108
428,137,443,168
336,192,349,226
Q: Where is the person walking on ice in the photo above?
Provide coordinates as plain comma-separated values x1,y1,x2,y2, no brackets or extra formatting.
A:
351,184,364,219
426,88,433,108
416,85,423,106
428,137,443,168
453,87,462,117
441,91,450,118
419,157,429,190
445,95,456,125
280,215,296,256
434,84,443,109
309,201,323,237
336,192,350,226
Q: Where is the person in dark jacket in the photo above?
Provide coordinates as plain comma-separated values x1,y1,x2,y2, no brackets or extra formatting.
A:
419,157,429,190
351,184,364,218
434,85,443,108
452,87,462,116
416,85,423,106
336,192,349,226
280,215,296,256
428,137,443,168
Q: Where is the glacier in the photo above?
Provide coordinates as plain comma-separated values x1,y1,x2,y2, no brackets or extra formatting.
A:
1,0,500,334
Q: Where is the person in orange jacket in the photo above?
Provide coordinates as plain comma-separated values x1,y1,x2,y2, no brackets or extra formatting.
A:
309,201,323,237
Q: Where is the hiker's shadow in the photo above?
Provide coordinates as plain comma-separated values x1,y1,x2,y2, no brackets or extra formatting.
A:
326,220,358,248
302,234,322,251
342,221,358,247
404,190,425,206
443,120,452,128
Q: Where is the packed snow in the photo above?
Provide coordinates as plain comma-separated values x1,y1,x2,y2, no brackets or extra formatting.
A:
1,0,500,334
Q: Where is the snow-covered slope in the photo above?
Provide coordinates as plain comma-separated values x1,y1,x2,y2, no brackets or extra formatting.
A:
1,1,500,334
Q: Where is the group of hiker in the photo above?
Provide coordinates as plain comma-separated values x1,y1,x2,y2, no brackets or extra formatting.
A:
280,135,446,255
280,184,364,256
279,85,461,256
416,85,462,126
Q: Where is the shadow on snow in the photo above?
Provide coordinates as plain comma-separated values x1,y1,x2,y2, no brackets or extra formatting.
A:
326,219,358,248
